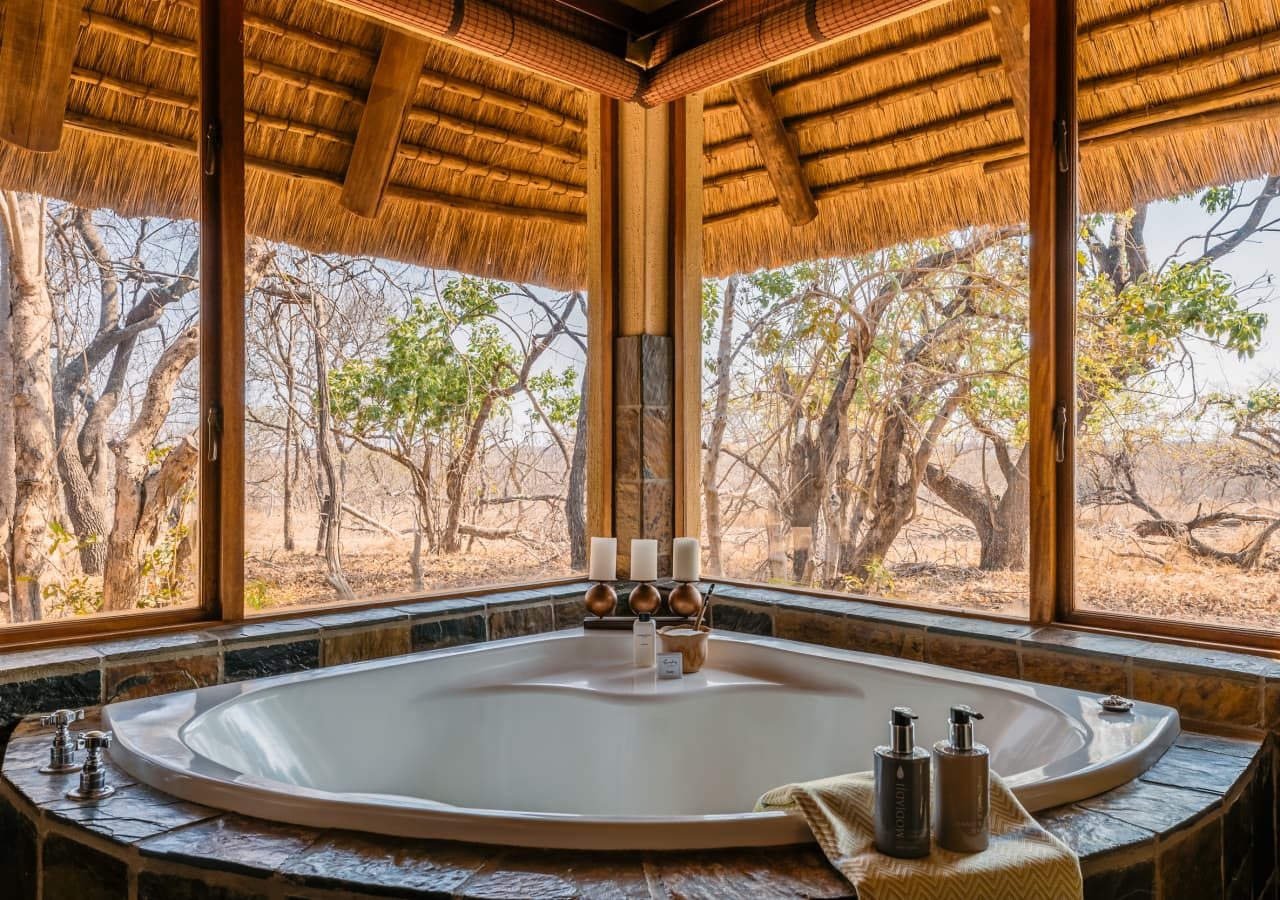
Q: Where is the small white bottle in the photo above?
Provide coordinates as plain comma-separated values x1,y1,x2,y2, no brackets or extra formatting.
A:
633,613,656,667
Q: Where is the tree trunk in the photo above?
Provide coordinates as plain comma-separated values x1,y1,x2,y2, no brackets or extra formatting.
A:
0,212,16,621
0,193,57,622
703,275,738,576
566,361,588,571
311,312,354,601
924,444,1030,571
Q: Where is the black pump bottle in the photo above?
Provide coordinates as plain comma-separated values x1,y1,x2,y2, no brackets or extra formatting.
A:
873,706,931,858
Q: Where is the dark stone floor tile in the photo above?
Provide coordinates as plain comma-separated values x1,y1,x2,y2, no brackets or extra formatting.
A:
43,831,129,900
279,831,490,896
710,602,772,635
1158,815,1224,900
224,640,320,682
44,782,217,843
1035,803,1156,859
411,614,486,652
1078,778,1220,833
1255,749,1275,898
1223,763,1256,888
645,846,853,899
553,595,593,627
1176,732,1262,759
138,873,270,900
140,814,321,876
1141,746,1251,796
459,850,650,900
0,670,101,739
0,789,37,900
1083,858,1155,900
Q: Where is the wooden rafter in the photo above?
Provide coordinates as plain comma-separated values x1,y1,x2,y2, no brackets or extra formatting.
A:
342,29,431,218
987,0,1032,142
730,75,817,227
0,0,83,152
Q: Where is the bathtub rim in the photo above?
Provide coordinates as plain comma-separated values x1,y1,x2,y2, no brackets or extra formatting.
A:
102,628,1181,851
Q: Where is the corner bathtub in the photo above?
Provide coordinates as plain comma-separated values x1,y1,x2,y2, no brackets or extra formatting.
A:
102,628,1179,850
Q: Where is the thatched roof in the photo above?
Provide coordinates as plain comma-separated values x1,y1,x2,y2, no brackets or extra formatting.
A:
1,0,1278,288
0,0,590,287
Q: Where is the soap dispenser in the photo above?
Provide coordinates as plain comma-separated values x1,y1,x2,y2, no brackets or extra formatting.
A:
873,707,931,858
932,705,989,853
633,613,656,667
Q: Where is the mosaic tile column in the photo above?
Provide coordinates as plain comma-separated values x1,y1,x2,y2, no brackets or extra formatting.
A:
614,334,674,578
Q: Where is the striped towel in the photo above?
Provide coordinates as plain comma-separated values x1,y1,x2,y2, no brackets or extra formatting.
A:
757,772,1082,900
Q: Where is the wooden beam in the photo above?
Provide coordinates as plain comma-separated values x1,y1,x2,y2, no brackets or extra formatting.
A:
0,0,83,152
199,0,247,622
586,97,618,543
730,75,817,227
987,0,1032,142
342,29,430,218
670,97,703,541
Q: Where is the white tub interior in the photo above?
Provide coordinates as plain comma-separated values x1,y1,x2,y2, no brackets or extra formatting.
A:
104,628,1179,850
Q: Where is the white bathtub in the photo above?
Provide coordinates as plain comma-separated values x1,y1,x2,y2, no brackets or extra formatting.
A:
103,628,1179,850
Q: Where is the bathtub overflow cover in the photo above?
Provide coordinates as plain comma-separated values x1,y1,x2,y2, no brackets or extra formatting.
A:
1098,694,1134,713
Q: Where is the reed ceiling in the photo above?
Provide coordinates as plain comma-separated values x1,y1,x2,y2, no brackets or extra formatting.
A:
0,0,1276,288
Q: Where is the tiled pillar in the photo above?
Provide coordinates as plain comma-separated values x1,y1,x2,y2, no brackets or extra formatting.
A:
587,96,702,579
614,334,673,577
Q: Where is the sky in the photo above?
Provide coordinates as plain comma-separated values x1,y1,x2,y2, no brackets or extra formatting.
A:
1141,180,1280,392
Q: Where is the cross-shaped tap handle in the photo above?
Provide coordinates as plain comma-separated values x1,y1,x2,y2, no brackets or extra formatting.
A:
40,708,84,729
83,730,113,755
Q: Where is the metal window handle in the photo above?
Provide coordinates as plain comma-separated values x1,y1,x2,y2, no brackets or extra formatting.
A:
1054,403,1068,464
67,730,115,801
1055,118,1070,174
39,708,86,774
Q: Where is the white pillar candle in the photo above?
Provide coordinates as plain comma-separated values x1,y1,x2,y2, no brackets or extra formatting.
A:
588,537,617,582
630,539,658,581
672,537,700,582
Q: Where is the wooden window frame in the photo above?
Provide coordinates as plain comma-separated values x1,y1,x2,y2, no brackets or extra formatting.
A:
2,0,1276,656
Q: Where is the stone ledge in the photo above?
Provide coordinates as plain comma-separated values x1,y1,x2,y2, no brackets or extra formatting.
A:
1,710,1270,900
708,584,1280,733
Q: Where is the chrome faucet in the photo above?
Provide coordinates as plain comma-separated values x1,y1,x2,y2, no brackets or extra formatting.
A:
66,731,116,801
38,708,85,774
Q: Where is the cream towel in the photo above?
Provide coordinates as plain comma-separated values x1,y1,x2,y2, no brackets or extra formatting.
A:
757,772,1083,900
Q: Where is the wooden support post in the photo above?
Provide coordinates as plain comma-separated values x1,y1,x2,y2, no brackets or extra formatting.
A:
0,0,83,152
589,97,702,578
199,0,247,621
1028,0,1076,625
586,97,617,548
730,75,817,226
341,29,430,218
988,0,1032,142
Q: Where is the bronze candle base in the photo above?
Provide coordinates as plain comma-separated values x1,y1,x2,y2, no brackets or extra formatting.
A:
627,581,661,616
584,582,617,617
668,581,703,618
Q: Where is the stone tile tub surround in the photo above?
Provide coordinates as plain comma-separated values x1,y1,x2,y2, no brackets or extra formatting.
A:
0,579,1275,896
1,711,1273,899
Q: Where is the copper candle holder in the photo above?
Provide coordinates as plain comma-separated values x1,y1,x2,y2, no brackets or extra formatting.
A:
627,581,661,616
668,581,703,618
584,582,617,617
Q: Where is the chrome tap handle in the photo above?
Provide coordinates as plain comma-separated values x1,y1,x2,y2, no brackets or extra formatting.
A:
38,708,86,774
67,731,116,801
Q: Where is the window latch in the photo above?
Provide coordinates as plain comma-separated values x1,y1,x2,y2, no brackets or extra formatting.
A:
203,122,220,176
1054,118,1070,174
206,406,223,462
1054,403,1068,464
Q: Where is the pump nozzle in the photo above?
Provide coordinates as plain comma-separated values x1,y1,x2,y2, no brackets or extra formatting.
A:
947,705,983,750
889,707,918,753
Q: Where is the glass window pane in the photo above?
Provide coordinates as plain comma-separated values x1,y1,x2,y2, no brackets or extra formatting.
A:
699,2,1031,616
0,1,201,626
1073,0,1280,630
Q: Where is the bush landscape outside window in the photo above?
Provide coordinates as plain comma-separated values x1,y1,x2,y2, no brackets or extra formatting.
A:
701,177,1279,627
